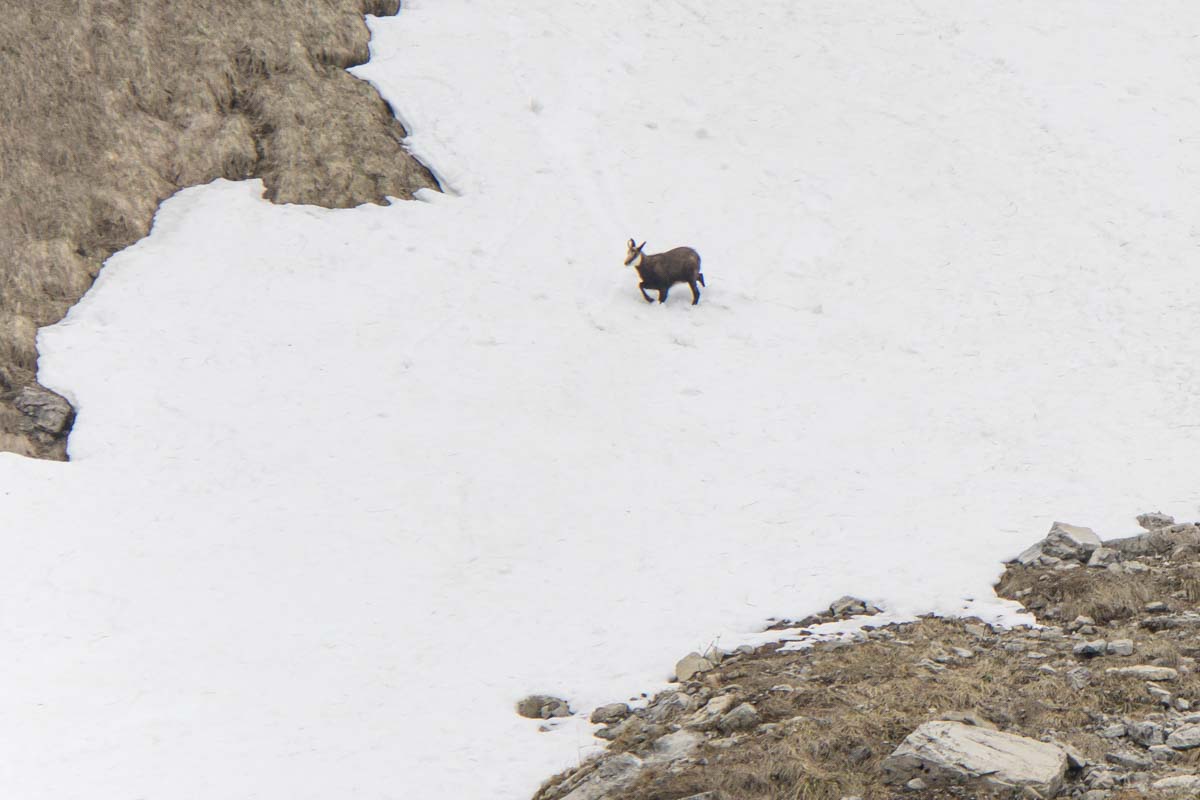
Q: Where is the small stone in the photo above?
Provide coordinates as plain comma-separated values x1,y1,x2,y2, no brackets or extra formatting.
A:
769,684,794,693
1098,723,1127,739
516,694,571,719
1148,684,1174,706
1106,666,1178,682
964,623,989,638
1087,547,1120,568
1086,769,1120,789
1127,721,1165,747
1146,601,1169,613
1148,744,1179,762
1071,615,1097,630
1177,698,1192,711
1167,724,1200,750
1067,667,1093,689
905,778,927,791
590,703,631,725
675,652,715,681
717,702,759,734
1153,775,1200,791
847,745,872,764
1074,640,1107,658
1107,639,1134,657
13,385,74,434
829,596,868,617
1123,560,1149,573
1137,512,1176,530
1105,750,1152,770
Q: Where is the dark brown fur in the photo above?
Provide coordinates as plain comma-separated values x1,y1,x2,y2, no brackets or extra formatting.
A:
625,239,705,305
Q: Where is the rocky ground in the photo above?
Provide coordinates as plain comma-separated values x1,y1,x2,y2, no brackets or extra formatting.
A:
525,514,1200,799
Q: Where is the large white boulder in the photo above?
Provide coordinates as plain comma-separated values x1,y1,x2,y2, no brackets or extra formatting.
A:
882,721,1069,794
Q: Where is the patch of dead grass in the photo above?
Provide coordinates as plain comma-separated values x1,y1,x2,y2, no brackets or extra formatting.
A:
1,0,438,458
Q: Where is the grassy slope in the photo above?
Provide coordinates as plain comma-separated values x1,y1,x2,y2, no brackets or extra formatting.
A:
0,0,437,459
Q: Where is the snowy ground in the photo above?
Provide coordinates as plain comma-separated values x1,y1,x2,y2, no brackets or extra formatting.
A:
3,2,1200,798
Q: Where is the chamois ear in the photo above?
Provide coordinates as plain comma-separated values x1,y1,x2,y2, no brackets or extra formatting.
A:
628,238,635,248
637,241,646,252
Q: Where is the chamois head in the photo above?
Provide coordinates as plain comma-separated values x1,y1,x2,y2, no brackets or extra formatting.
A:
624,238,646,267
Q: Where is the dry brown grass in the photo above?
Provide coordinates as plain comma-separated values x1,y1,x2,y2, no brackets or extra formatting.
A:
1,0,438,458
997,562,1200,624
564,615,1196,800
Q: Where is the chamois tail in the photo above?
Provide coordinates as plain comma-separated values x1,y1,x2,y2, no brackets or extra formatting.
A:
698,272,706,287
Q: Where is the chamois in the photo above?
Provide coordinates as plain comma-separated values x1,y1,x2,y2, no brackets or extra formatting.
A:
623,239,705,305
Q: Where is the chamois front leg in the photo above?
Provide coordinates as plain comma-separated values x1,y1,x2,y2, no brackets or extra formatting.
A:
688,281,700,305
639,282,654,303
658,287,669,303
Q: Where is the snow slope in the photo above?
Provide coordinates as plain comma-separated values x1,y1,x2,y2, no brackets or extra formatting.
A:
3,1,1200,797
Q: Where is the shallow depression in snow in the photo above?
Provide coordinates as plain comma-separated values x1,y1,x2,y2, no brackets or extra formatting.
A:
3,1,1200,798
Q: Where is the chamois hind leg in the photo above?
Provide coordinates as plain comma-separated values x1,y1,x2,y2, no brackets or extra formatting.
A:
639,283,654,303
689,281,700,305
658,287,669,304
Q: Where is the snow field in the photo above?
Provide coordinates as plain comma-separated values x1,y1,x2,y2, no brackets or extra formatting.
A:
2,1,1199,798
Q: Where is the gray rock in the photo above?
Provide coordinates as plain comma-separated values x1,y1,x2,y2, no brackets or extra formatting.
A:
1085,769,1120,789
647,691,691,722
1149,744,1180,762
14,385,74,435
555,753,642,800
1042,521,1103,560
674,652,714,681
1106,665,1178,681
1127,721,1165,747
1074,640,1108,658
904,778,927,790
829,596,868,617
1109,524,1200,558
1147,601,1170,613
717,702,759,734
1167,724,1200,750
1107,639,1134,657
1105,750,1152,770
516,694,571,719
589,703,630,725
684,694,736,731
1067,667,1093,690
1153,775,1200,792
1098,723,1127,739
1088,547,1121,567
1138,512,1176,531
881,721,1068,794
1148,684,1174,706
650,730,703,763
